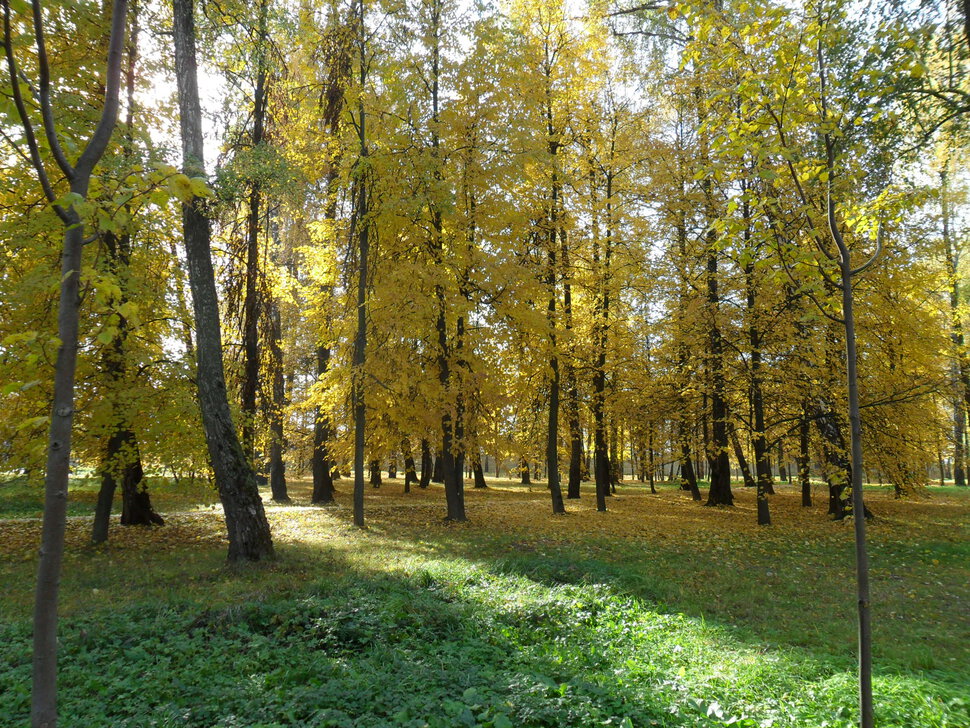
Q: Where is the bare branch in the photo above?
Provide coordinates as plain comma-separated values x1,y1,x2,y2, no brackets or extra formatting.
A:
74,0,129,182
850,221,884,277
30,0,73,180
1,0,66,221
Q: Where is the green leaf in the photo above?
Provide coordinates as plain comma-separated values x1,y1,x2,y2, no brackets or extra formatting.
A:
189,176,214,198
53,191,84,210
167,174,195,203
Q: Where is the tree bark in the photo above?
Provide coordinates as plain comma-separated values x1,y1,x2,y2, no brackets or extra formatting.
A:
799,408,812,507
268,298,288,502
472,453,488,488
419,439,432,488
545,193,565,514
704,245,733,507
729,426,756,489
742,259,769,519
369,460,381,487
562,238,582,499
173,0,274,561
91,12,162,542
943,169,969,487
432,448,444,483
4,0,128,722
350,0,369,528
402,439,417,492
311,346,335,503
240,0,269,463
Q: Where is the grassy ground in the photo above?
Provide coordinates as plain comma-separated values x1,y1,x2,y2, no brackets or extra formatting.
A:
1,476,968,727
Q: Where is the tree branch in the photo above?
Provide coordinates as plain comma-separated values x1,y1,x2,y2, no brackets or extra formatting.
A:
30,0,73,180
74,0,129,181
1,0,65,221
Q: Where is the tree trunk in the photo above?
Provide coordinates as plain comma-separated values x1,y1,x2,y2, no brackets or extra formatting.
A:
730,426,756,489
173,0,274,561
704,249,733,507
743,246,770,521
647,429,656,494
90,16,162,543
350,0,369,529
545,215,565,514
777,442,789,484
799,409,812,507
369,460,381,487
92,233,161,539
312,346,335,504
268,299,288,502
240,0,269,463
678,420,701,500
471,452,488,488
401,439,417,492
419,439,432,488
591,175,613,512
835,222,874,728
562,242,582,499
943,169,969,487
432,448,444,483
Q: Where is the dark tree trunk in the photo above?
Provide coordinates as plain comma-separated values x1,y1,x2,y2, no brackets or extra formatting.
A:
678,420,701,501
829,183,875,728
814,400,851,519
268,299,288,503
545,216,565,514
730,427,756,489
520,459,531,485
609,422,621,488
369,460,381,487
591,176,613,512
350,0,369,529
432,449,444,483
472,453,488,488
673,171,699,503
388,455,397,480
704,247,733,507
90,18,161,544
402,439,417,492
743,244,771,523
563,243,582,499
943,170,969,487
423,0,464,523
173,0,274,561
92,242,161,541
958,405,968,487
647,429,656,493
94,425,163,543
312,346,335,504
419,439,432,488
778,442,789,484
240,0,269,463
310,32,346,505
799,409,812,507
117,441,162,526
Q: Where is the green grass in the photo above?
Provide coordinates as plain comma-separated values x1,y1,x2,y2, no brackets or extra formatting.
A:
0,480,968,727
0,473,219,518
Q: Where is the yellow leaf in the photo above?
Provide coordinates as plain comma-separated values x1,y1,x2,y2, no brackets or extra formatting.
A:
167,174,195,203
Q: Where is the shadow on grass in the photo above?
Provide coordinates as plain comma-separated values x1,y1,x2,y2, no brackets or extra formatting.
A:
1,481,968,728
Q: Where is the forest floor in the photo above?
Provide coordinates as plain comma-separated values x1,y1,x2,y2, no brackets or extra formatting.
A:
1,476,968,727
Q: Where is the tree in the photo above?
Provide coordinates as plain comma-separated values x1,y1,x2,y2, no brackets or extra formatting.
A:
172,0,274,561
2,0,128,722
